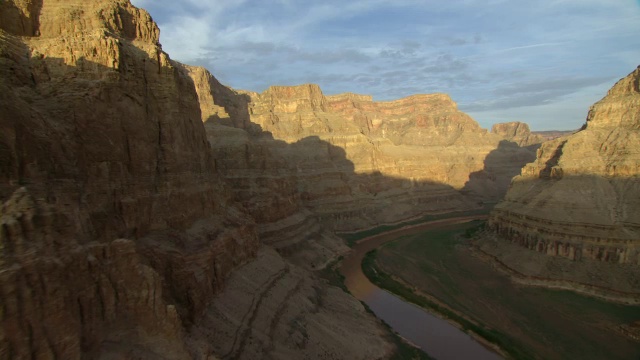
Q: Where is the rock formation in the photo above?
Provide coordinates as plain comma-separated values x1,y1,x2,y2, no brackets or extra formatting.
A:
491,122,574,147
191,80,539,241
491,121,544,147
0,0,390,358
0,0,557,358
488,66,640,265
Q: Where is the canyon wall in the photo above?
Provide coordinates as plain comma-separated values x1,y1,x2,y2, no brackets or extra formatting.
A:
187,78,539,247
0,0,263,357
0,1,389,358
488,66,640,265
491,121,544,147
0,0,552,358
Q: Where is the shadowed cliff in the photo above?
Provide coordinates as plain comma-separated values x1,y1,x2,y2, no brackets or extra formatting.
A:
0,0,554,358
487,65,640,266
187,69,539,236
0,1,500,358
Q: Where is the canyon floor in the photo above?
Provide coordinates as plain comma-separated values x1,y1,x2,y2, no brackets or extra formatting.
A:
368,222,640,360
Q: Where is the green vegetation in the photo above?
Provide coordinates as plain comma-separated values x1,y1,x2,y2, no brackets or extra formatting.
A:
535,288,640,324
316,256,349,293
362,249,532,360
338,208,490,247
366,222,640,360
463,221,485,238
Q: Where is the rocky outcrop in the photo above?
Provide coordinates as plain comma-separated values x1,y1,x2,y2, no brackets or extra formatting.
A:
0,0,302,358
188,247,393,359
491,121,544,147
0,0,401,358
1,189,191,359
0,0,563,357
488,66,640,265
189,80,538,241
491,122,574,146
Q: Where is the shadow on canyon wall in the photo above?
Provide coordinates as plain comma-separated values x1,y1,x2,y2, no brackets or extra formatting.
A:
539,140,567,179
3,21,638,359
1,29,544,308
462,140,538,203
0,0,43,36
0,31,544,351
200,83,539,222
0,35,262,334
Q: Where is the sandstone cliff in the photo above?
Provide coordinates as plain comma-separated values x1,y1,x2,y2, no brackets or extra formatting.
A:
0,0,261,357
490,122,574,146
491,121,544,147
188,79,539,244
532,129,576,141
0,0,559,358
488,66,640,265
0,1,391,358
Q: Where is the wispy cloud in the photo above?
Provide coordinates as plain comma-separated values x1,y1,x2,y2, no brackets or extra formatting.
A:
491,43,563,54
131,0,640,130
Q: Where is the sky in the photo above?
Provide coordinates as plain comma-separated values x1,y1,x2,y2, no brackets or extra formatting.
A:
130,0,640,131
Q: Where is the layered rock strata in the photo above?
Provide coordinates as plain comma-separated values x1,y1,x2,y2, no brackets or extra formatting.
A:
0,0,389,358
1,189,192,359
188,247,393,359
489,66,640,265
0,0,262,357
0,0,558,358
491,121,545,147
189,80,539,241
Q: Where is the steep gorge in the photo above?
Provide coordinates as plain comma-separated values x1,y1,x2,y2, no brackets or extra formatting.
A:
488,66,640,266
0,0,262,357
189,77,539,242
0,0,553,358
0,1,391,358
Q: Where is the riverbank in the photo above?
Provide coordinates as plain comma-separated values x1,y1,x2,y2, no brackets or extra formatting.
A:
362,249,519,359
471,231,640,305
338,216,502,360
370,222,640,359
337,209,490,247
317,257,434,359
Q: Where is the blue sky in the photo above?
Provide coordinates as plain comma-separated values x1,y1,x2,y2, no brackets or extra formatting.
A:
130,0,640,130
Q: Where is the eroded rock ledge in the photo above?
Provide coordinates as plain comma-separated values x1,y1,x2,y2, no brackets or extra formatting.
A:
472,230,640,304
0,0,399,358
0,0,565,358
488,66,640,265
185,68,540,243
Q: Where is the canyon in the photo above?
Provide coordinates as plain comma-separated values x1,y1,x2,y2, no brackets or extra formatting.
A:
480,65,640,310
0,0,637,359
487,66,640,267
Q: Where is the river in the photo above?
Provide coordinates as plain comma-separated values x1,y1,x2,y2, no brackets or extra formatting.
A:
339,216,503,360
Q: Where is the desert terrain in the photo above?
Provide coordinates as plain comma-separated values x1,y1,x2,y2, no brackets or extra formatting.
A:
1,0,638,359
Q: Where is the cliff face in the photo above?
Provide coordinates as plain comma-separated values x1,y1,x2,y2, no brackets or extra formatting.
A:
188,80,539,243
488,66,640,265
0,0,264,357
491,121,544,147
0,0,554,358
0,1,394,358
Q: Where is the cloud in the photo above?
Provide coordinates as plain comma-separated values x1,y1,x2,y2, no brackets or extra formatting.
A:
130,0,640,130
463,76,614,112
466,79,619,130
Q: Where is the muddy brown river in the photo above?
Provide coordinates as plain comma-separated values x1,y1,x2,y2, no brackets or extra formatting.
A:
339,216,503,360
